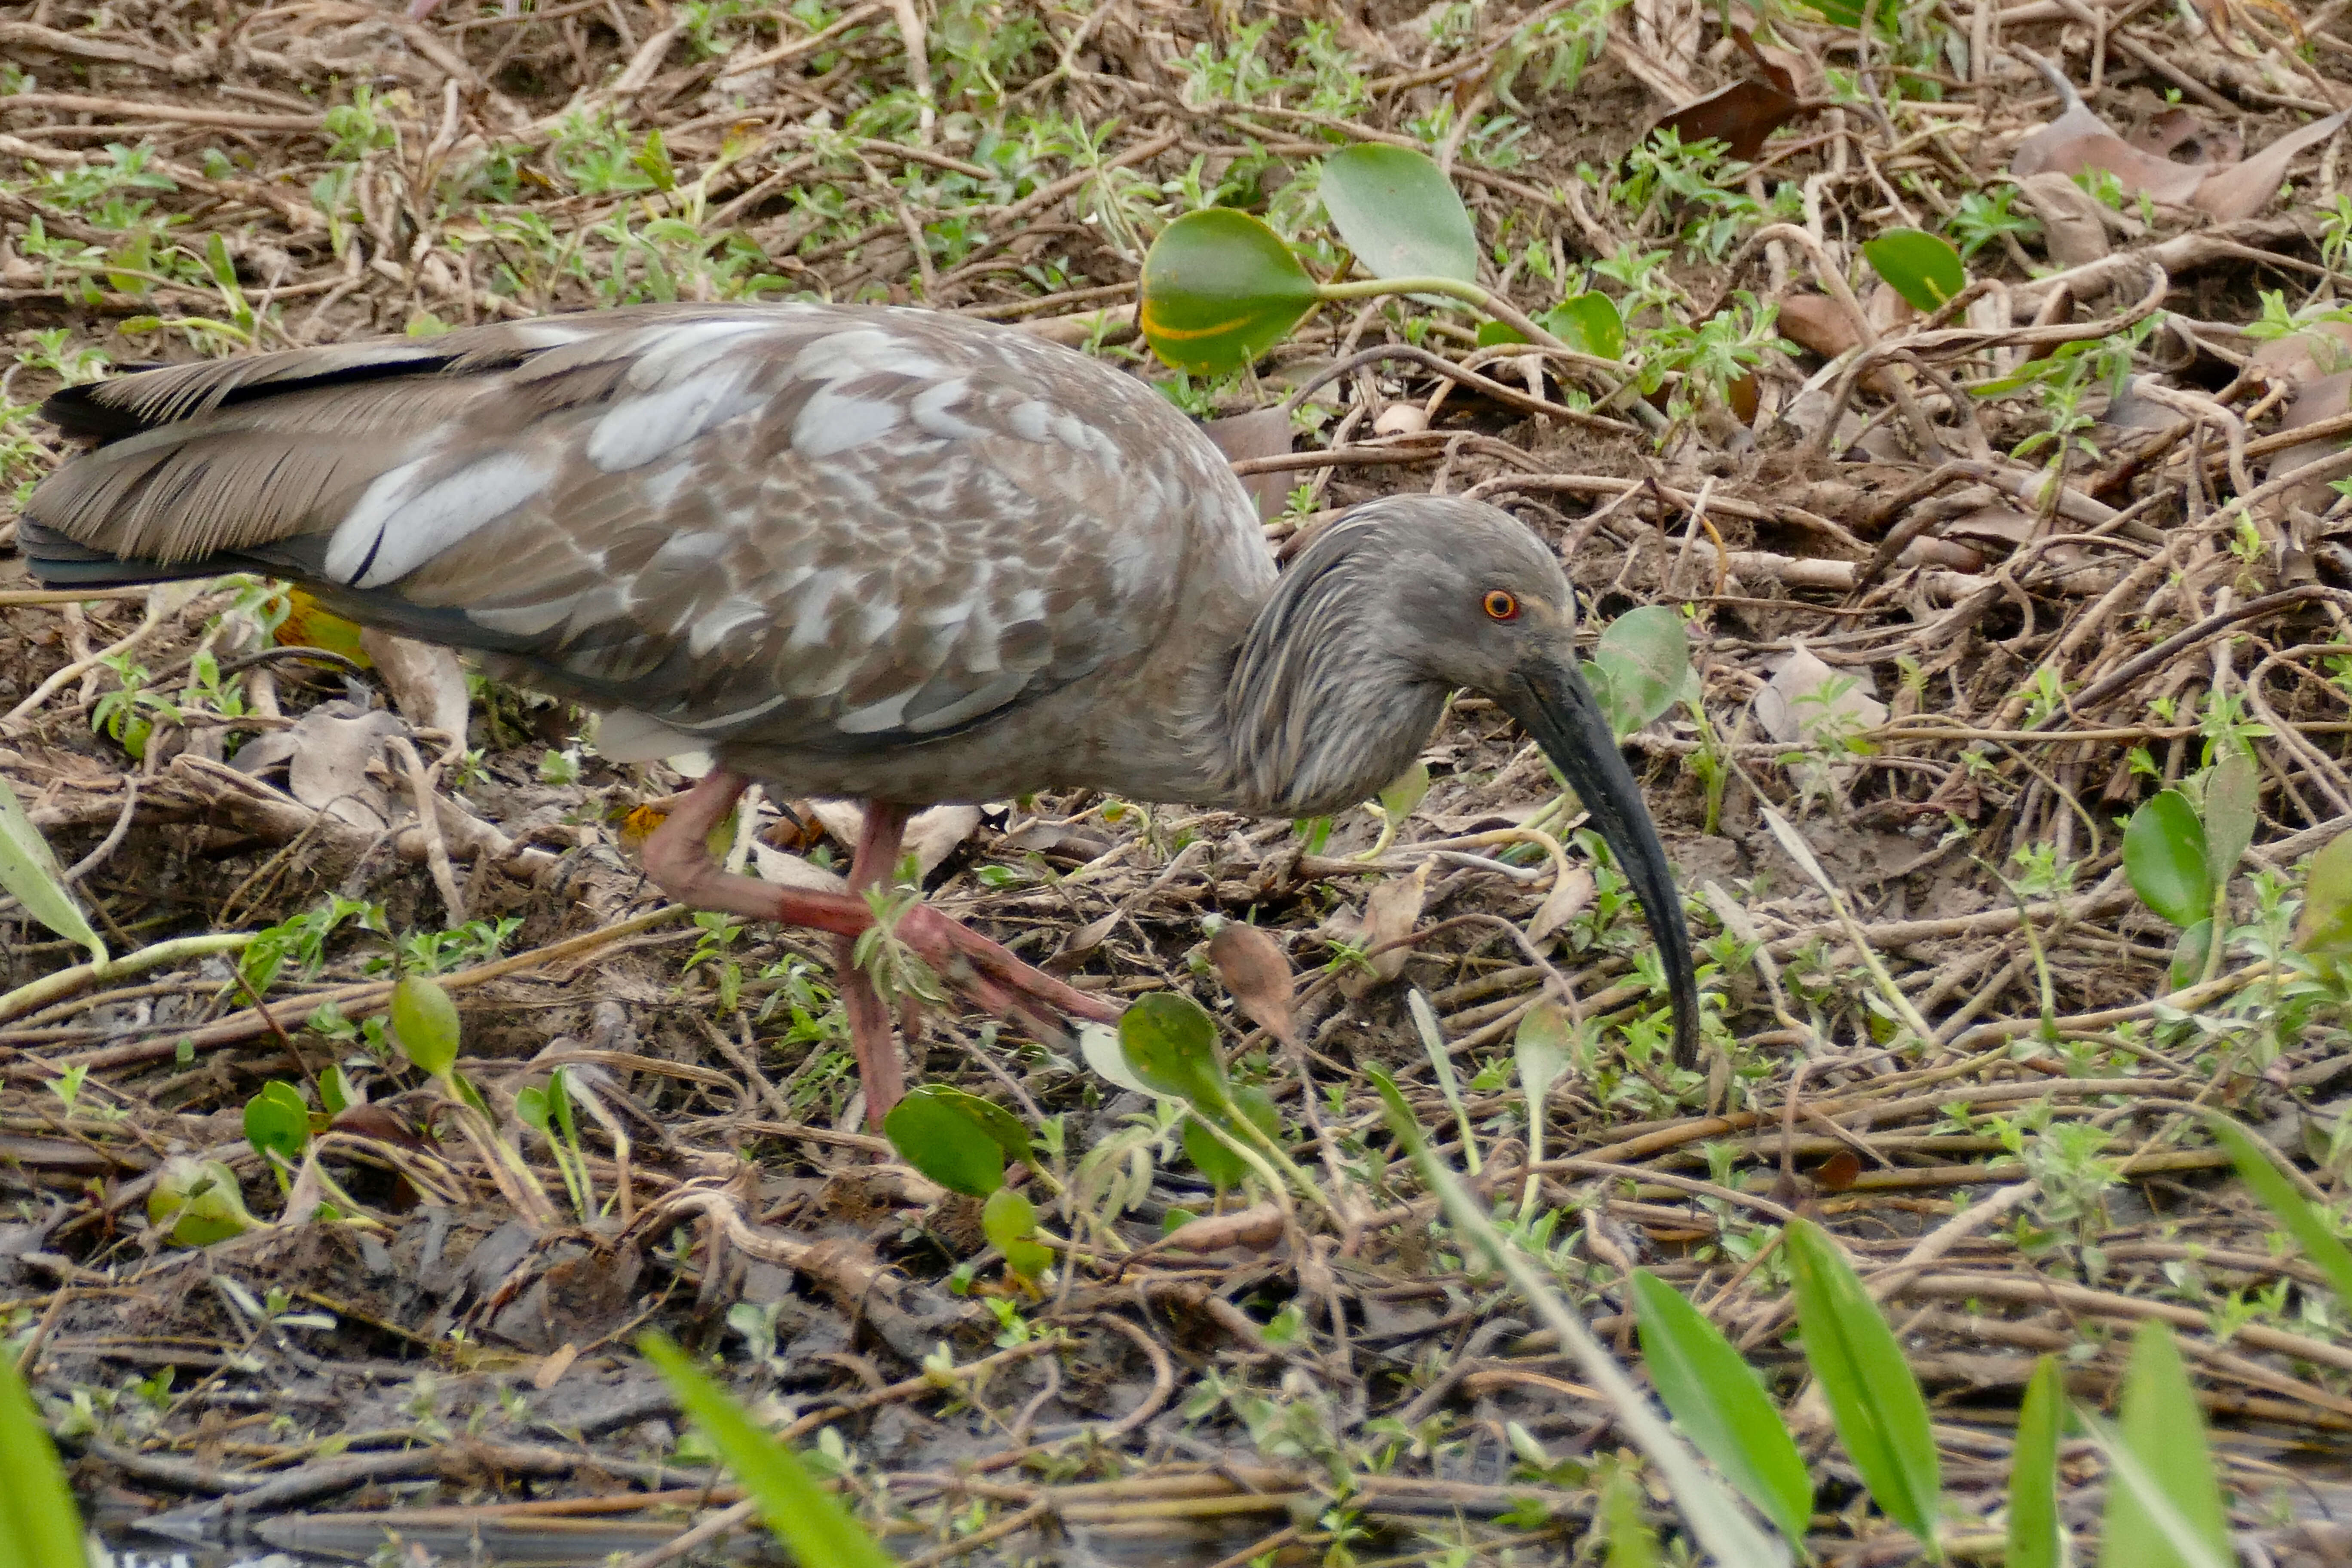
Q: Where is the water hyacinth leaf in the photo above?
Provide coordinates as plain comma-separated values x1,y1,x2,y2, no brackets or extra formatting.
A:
2099,1320,2230,1568
243,1081,311,1167
1862,228,1965,312
2201,747,2258,890
1590,606,1693,737
2008,1356,2065,1568
1318,144,1479,287
389,975,461,1081
1543,291,1626,361
2296,829,2352,960
981,1185,1038,1254
0,1353,86,1568
640,1332,897,1568
0,774,106,969
1367,1067,1789,1567
1119,990,1229,1111
1783,1218,1943,1553
2204,1113,2352,1308
881,1086,1008,1199
1630,1270,1813,1545
1139,208,1319,376
2123,790,2211,929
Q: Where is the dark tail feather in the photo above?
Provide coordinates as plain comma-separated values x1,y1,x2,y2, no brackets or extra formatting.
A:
15,519,237,588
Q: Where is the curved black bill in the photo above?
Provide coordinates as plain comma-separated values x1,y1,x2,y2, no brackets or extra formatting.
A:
1504,659,1700,1066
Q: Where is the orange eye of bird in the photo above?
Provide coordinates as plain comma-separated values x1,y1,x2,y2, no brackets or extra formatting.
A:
1482,590,1520,621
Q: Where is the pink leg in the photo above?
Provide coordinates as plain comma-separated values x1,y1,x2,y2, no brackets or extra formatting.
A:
639,772,1121,1121
834,802,912,1127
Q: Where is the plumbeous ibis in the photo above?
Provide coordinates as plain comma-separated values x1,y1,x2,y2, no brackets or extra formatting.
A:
19,303,1697,1123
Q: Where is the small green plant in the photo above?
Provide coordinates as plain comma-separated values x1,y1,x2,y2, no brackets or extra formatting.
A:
881,1085,1053,1280
2122,746,2257,987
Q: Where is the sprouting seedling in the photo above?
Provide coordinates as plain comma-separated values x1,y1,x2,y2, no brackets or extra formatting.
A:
243,1080,313,1194
2121,746,2257,987
516,1066,595,1221
1363,761,1429,861
1117,992,1334,1222
1514,1001,1571,1220
882,1084,1054,1282
389,975,558,1228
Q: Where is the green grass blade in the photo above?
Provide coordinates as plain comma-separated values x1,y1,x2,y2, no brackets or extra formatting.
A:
2097,1321,2228,1568
2205,1112,2352,1306
1784,1217,1944,1556
0,1353,88,1568
640,1333,894,1568
0,775,105,969
1369,1068,1788,1568
1630,1269,1812,1545
2006,1356,2064,1568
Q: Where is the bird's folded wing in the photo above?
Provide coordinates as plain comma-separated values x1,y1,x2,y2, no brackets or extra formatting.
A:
28,303,1243,753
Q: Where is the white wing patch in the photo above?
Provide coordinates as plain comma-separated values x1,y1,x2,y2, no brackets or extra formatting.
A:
793,383,904,457
587,371,763,472
328,448,557,589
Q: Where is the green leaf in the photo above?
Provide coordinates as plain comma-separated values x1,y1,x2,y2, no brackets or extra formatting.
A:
147,1156,262,1247
1118,991,1230,1112
1139,209,1319,376
1601,1464,1663,1568
981,1185,1037,1253
640,1332,897,1568
0,775,106,969
242,1081,311,1167
1630,1270,1813,1545
2296,829,2352,959
1541,291,1626,361
882,1085,1009,1198
2123,791,2212,929
1317,144,1479,286
2007,1356,2065,1568
1079,1020,1161,1098
2204,1113,2352,1308
1862,228,1965,312
1783,1218,1943,1555
515,1084,551,1133
1589,606,1693,738
2098,1320,2229,1568
1477,318,1530,347
2169,918,2214,992
1182,1083,1283,1190
1379,761,1430,823
1367,1068,1790,1568
0,1353,86,1568
319,1065,353,1118
389,975,461,1082
2201,747,2257,891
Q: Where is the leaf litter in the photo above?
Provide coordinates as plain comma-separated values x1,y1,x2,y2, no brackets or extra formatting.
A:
3,0,2352,1562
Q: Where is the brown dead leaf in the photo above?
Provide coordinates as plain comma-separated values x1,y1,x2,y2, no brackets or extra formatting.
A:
1340,862,1427,997
1527,865,1596,944
359,629,468,746
1776,294,1859,361
286,703,404,829
1208,919,1297,1047
2251,319,2352,390
1814,1151,1862,1191
1203,407,1295,521
1646,23,1813,162
1754,643,1888,746
1161,1201,1285,1253
2131,106,2239,165
2017,171,2112,270
2009,52,2349,222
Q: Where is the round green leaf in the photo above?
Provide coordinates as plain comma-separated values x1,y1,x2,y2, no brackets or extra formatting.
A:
1476,318,1530,347
243,1081,311,1166
148,1156,261,1247
1119,991,1230,1110
389,974,461,1081
882,1086,1008,1198
2297,829,2352,959
1317,144,1478,286
981,1185,1037,1253
2123,790,2213,929
1541,291,1626,361
1139,209,1318,376
1861,228,1965,312
515,1084,551,1133
1589,606,1694,738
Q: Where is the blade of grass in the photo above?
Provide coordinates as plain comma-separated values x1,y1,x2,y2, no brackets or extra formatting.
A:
0,1353,87,1568
2204,1112,2352,1305
2097,1321,2229,1568
1783,1217,1944,1557
640,1332,895,1568
1369,1067,1788,1568
1630,1269,1813,1546
1407,989,1479,1174
2007,1356,2064,1568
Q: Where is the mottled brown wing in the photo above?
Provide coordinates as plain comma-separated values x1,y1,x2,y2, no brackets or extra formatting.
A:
29,304,1249,759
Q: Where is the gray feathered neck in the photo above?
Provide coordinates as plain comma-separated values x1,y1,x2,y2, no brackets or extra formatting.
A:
1216,510,1448,817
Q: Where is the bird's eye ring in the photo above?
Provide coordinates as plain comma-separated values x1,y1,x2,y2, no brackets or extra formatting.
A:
1482,590,1520,621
